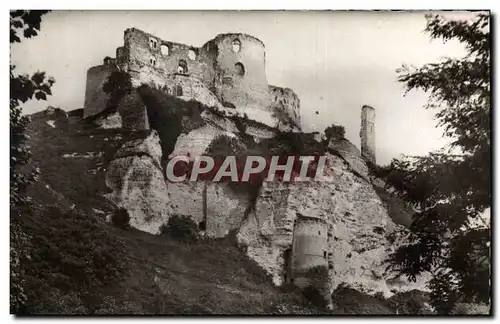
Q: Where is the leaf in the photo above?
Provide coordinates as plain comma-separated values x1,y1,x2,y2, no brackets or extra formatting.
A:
34,91,47,101
23,27,38,39
11,20,23,29
10,29,20,43
31,72,46,85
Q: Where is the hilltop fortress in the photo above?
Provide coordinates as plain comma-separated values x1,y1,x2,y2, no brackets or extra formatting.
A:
84,28,301,128
77,28,408,299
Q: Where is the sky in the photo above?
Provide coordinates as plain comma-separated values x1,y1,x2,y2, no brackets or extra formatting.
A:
10,10,478,164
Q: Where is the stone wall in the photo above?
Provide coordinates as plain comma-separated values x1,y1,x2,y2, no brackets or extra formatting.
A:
83,64,116,118
124,28,215,86
210,33,271,110
269,85,301,127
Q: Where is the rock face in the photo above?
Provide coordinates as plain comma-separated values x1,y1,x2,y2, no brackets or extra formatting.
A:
235,152,400,293
104,100,426,296
105,130,171,234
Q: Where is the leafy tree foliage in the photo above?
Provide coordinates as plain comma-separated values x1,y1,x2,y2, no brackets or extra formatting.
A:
324,124,345,142
10,10,50,43
10,10,54,314
10,10,55,213
381,13,490,313
160,215,199,243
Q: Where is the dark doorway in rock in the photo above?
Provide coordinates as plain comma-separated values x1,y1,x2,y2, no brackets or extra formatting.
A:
234,62,245,76
199,220,206,231
283,248,293,284
176,85,183,97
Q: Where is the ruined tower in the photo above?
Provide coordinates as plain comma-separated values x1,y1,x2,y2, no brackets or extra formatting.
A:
289,215,328,286
360,105,376,164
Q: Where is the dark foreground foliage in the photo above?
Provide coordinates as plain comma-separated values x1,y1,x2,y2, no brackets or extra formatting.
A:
18,206,127,314
382,13,491,313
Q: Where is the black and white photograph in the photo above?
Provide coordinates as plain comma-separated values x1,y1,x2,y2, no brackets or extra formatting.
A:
9,8,491,316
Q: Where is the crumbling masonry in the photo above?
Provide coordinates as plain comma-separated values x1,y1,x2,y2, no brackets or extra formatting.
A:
83,28,301,128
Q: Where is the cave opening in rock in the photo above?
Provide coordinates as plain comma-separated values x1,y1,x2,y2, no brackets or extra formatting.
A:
283,248,293,283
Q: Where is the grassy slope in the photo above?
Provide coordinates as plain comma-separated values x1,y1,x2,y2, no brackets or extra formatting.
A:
20,108,316,315
18,106,424,315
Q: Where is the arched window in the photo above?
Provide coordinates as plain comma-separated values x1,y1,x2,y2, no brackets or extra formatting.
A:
234,62,245,76
161,44,169,56
232,39,241,53
149,57,157,66
149,37,158,49
188,49,197,60
178,59,188,74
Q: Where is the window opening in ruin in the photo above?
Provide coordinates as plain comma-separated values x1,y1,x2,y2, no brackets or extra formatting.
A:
149,37,158,49
176,85,183,96
234,62,245,76
149,57,157,66
324,251,327,258
161,44,169,56
318,230,321,235
232,39,241,53
188,49,197,60
178,60,188,74
199,221,206,231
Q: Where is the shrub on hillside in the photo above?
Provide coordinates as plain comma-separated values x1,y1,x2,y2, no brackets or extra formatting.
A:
111,207,130,229
160,215,199,243
324,124,345,142
300,265,330,309
102,71,132,111
387,289,433,314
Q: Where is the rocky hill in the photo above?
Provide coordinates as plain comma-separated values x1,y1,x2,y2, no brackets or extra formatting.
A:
18,88,431,315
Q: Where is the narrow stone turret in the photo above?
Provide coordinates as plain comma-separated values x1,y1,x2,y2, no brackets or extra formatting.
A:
360,105,376,164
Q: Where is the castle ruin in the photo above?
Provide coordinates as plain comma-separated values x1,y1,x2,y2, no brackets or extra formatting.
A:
83,28,301,128
86,28,379,295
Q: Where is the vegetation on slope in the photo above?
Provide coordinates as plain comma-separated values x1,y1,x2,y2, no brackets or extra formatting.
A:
10,9,55,313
